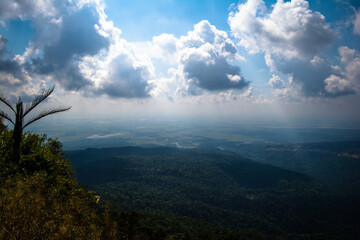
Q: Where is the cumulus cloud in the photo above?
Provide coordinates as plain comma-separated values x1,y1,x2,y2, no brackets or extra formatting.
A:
29,6,109,90
0,0,61,23
0,0,154,99
78,15,155,99
271,46,360,98
152,33,178,62
274,55,335,96
0,35,30,88
336,46,360,93
164,20,248,96
95,53,153,98
1,1,247,101
267,52,357,97
229,0,335,59
268,75,304,102
339,46,360,82
268,74,285,89
324,75,354,95
229,0,351,98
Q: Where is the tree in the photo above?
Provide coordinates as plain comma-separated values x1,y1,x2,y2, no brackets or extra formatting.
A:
0,117,6,133
0,85,70,162
0,131,120,239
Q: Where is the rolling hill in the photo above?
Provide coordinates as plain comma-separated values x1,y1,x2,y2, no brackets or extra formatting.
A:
67,146,360,239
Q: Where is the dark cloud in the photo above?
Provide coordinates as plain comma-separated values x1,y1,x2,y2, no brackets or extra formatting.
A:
183,52,247,92
1,1,154,99
0,0,42,19
0,35,8,57
228,0,355,98
274,56,332,96
0,35,28,87
290,14,335,58
30,7,109,90
0,59,22,75
272,54,356,98
175,20,248,95
97,54,152,98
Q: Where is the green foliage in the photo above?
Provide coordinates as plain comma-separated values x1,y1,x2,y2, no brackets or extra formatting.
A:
1,85,70,162
1,126,359,240
69,146,360,240
0,130,72,180
0,117,5,133
0,173,103,239
0,129,274,240
233,141,360,193
0,130,121,240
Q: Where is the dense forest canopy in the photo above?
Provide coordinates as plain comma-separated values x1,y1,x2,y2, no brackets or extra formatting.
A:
69,146,360,239
1,115,360,239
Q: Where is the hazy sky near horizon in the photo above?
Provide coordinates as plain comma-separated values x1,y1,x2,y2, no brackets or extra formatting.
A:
0,0,360,125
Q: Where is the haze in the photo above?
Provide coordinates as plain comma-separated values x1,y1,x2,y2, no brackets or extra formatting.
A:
1,0,360,135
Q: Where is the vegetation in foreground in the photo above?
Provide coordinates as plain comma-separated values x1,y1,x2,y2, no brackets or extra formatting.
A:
0,127,123,239
0,119,265,240
1,114,360,239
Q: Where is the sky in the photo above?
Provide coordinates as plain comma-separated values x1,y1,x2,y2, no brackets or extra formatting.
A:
0,0,360,126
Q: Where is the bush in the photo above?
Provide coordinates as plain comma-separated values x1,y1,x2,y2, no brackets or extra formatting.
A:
0,130,119,240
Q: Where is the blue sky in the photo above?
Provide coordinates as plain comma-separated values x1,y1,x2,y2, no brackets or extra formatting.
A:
0,0,360,126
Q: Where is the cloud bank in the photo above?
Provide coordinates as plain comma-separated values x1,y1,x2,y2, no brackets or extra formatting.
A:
0,0,154,99
229,0,335,59
153,20,249,97
0,0,359,105
229,0,358,98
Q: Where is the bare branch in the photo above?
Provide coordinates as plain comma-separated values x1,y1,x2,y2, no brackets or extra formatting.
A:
0,94,15,113
0,110,14,125
23,106,71,130
23,85,55,118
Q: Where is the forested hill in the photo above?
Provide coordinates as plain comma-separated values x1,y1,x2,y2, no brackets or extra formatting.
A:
67,146,314,188
67,146,360,239
229,141,360,193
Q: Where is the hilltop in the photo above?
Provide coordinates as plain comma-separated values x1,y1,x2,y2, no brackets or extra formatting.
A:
68,146,360,239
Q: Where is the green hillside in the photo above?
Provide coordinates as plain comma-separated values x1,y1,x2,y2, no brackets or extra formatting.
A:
230,141,360,192
68,147,360,239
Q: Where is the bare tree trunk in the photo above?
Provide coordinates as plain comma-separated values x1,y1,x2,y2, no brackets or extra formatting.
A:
1,86,70,163
12,102,23,162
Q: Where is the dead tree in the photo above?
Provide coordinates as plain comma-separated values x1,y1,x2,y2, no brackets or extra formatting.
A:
0,85,71,161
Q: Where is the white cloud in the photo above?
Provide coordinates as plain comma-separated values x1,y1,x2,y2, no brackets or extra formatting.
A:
272,82,304,102
0,35,32,90
229,0,347,98
0,0,155,99
0,0,60,23
267,74,304,102
324,75,353,95
268,74,285,89
242,86,253,98
152,33,178,63
338,46,360,92
95,50,154,98
154,20,248,98
229,0,335,59
79,21,155,98
87,132,123,139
